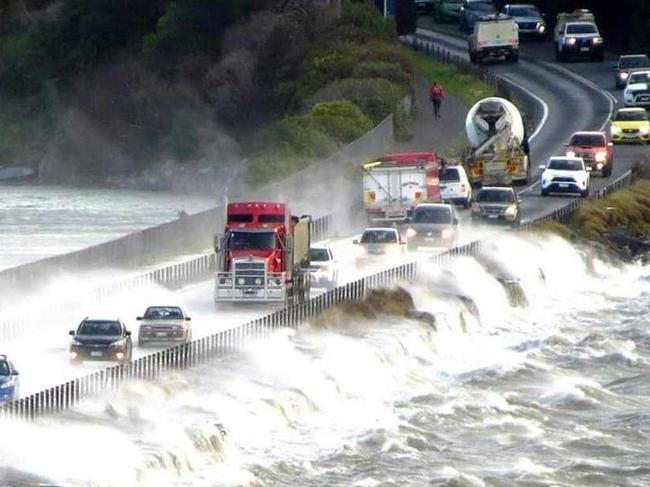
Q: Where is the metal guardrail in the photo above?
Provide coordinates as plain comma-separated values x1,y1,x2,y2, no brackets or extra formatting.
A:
1,260,416,421
0,215,334,342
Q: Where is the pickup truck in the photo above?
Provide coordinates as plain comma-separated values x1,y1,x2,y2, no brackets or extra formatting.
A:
468,16,519,64
554,10,604,62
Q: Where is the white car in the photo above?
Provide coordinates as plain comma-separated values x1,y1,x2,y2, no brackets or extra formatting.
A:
439,165,472,208
309,246,338,290
354,228,406,266
623,70,650,108
540,156,591,197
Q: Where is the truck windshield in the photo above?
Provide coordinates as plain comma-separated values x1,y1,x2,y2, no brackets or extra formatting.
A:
566,23,597,34
229,230,276,250
569,134,605,146
413,207,452,224
78,321,121,336
361,230,397,244
477,190,515,203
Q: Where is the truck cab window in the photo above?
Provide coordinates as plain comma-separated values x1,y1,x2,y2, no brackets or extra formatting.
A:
229,231,276,250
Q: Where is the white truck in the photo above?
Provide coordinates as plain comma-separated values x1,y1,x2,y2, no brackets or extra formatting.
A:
554,9,604,62
463,97,530,186
362,152,442,225
468,16,519,64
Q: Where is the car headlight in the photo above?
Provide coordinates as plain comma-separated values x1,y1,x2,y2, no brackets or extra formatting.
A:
237,277,245,285
566,151,576,157
566,37,577,45
441,228,453,239
504,204,518,217
592,37,603,44
610,125,622,135
109,340,124,348
640,125,650,135
0,380,13,390
406,228,417,239
595,151,607,162
619,72,629,80
71,339,83,346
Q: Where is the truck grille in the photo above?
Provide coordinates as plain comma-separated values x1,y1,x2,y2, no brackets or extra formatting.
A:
234,261,266,286
575,151,593,161
552,176,576,183
519,22,537,30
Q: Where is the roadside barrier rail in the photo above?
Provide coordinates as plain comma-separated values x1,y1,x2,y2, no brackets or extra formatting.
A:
0,215,334,342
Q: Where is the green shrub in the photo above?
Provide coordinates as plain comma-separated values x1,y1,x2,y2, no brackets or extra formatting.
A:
308,100,373,143
309,77,405,124
339,0,395,41
352,61,411,89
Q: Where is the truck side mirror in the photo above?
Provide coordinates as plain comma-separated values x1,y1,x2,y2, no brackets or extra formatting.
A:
186,317,192,321
353,239,359,245
538,164,546,170
125,330,132,336
136,316,142,320
69,330,75,336
214,233,223,252
11,370,19,376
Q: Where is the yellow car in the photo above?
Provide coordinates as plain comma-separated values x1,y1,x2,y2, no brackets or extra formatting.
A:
610,107,650,144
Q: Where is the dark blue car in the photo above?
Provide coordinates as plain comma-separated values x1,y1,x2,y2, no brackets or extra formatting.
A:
0,355,20,403
459,1,497,32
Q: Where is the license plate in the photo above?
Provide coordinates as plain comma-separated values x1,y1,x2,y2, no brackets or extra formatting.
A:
640,96,650,101
580,47,589,52
385,209,406,218
488,214,499,219
425,237,438,242
559,183,569,188
155,332,168,337
90,351,103,357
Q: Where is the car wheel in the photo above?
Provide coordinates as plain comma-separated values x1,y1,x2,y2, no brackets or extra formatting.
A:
463,196,471,209
581,188,590,198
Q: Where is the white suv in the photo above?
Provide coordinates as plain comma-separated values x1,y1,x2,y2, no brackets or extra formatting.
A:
540,156,591,197
624,70,650,108
309,246,338,290
440,165,472,208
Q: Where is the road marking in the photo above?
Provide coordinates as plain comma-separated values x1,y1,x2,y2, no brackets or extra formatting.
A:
540,61,616,131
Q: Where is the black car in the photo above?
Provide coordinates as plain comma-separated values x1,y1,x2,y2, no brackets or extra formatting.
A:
459,1,497,32
470,186,521,226
69,319,133,364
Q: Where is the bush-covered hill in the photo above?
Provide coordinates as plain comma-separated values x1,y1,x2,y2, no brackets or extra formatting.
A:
0,0,416,189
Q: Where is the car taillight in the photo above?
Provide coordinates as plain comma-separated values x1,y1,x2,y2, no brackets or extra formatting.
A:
478,41,487,48
366,191,376,203
460,184,467,193
415,191,423,201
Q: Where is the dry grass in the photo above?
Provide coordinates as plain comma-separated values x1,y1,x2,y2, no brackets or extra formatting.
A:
310,286,415,329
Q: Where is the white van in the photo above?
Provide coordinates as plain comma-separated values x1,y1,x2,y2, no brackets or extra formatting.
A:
468,16,519,64
439,165,472,208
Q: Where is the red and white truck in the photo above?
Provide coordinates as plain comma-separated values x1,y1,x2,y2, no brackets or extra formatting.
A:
362,152,442,225
214,201,311,304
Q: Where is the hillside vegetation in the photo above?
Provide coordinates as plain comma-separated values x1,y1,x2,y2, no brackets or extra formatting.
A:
0,0,419,189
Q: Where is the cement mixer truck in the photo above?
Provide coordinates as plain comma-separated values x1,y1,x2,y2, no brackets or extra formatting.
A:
464,97,530,186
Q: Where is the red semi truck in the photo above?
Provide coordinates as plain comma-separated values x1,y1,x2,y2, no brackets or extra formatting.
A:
363,152,442,225
214,201,311,304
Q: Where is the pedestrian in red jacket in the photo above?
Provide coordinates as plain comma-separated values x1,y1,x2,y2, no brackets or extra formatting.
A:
429,81,446,119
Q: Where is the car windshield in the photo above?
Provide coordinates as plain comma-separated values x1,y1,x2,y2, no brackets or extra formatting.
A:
628,72,650,84
144,307,183,319
615,111,648,122
361,230,397,244
509,6,539,17
229,230,275,250
477,190,515,203
548,159,583,171
566,23,597,34
569,134,605,146
310,248,330,262
620,56,650,69
413,207,452,224
0,361,9,375
78,321,121,336
440,167,460,182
